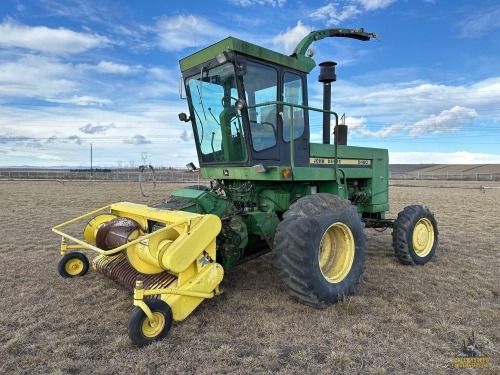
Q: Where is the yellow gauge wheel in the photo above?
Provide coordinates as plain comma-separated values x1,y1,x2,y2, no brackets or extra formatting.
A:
318,222,355,283
128,299,173,347
65,258,84,276
412,218,435,257
141,312,166,338
58,252,89,278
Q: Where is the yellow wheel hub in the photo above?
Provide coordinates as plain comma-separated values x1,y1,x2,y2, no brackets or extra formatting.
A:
65,258,84,276
141,312,165,338
412,218,434,257
319,222,355,283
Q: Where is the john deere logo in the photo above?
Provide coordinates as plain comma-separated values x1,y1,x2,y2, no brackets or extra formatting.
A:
453,332,490,369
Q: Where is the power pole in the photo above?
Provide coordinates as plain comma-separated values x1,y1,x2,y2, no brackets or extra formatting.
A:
90,143,93,178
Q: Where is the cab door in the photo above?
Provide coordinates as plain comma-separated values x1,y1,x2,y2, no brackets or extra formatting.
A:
242,60,309,166
243,60,281,161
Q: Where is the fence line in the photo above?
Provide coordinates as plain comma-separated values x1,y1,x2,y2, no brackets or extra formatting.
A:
0,170,202,183
2,170,499,182
389,172,500,181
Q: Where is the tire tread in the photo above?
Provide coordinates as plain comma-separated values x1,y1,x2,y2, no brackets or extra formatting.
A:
392,205,438,265
274,194,366,308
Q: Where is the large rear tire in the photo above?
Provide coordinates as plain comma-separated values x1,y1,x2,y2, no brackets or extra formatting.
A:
392,205,438,265
274,194,366,308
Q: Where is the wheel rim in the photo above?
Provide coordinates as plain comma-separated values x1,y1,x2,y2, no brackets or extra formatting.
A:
412,218,434,257
65,258,84,276
319,222,355,283
141,312,165,338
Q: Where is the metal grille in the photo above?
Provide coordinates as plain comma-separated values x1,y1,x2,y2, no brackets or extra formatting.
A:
92,253,177,291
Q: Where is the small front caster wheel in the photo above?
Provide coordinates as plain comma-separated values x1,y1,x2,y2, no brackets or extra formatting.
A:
58,252,89,278
128,299,173,347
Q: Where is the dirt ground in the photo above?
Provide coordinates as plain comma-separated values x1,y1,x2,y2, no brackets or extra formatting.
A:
0,180,498,374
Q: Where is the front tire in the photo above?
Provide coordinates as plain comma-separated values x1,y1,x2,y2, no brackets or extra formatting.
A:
392,205,438,265
128,299,173,347
274,194,366,308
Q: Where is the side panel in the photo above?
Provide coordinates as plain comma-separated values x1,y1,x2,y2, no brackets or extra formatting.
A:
309,143,389,213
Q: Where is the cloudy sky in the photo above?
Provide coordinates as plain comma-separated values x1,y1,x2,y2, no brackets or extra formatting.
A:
1,0,500,167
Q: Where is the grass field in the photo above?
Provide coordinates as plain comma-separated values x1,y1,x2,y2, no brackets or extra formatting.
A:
0,180,498,374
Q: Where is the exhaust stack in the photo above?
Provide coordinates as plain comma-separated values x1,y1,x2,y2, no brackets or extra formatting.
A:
318,61,337,144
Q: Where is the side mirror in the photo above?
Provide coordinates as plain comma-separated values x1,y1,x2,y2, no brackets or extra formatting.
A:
178,112,190,122
186,162,197,171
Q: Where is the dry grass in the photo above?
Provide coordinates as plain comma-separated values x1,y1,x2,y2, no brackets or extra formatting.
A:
0,180,498,374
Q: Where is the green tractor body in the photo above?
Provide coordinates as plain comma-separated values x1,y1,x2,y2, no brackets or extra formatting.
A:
174,30,394,270
54,29,439,346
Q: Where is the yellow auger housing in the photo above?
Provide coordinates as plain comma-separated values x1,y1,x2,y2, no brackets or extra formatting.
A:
52,202,223,346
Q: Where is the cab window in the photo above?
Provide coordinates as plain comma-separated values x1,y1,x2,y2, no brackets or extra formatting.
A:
283,72,305,142
244,61,278,152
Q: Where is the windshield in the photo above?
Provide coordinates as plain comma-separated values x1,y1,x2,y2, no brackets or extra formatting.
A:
186,63,247,164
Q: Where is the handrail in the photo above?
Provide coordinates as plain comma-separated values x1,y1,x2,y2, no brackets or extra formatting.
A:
52,206,187,256
246,101,340,178
247,100,338,119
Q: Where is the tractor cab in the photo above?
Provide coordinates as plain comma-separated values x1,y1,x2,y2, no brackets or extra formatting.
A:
180,37,310,168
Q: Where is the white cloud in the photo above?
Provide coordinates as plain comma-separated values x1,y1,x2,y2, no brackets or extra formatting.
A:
309,0,395,26
273,21,312,54
228,0,286,6
310,3,362,26
156,15,230,51
38,0,111,23
95,61,142,74
80,123,116,134
52,96,113,106
0,55,77,98
0,54,172,104
329,105,478,140
133,67,180,98
180,129,194,142
124,134,152,145
0,94,197,167
357,0,395,11
325,76,500,128
4,149,64,161
459,6,500,38
409,106,478,136
391,151,500,164
343,116,405,138
0,20,110,54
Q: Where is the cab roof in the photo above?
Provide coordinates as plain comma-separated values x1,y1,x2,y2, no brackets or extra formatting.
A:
179,37,316,74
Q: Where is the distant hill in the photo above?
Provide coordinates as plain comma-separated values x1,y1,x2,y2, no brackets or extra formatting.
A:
389,164,438,173
390,164,500,174
409,164,500,174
